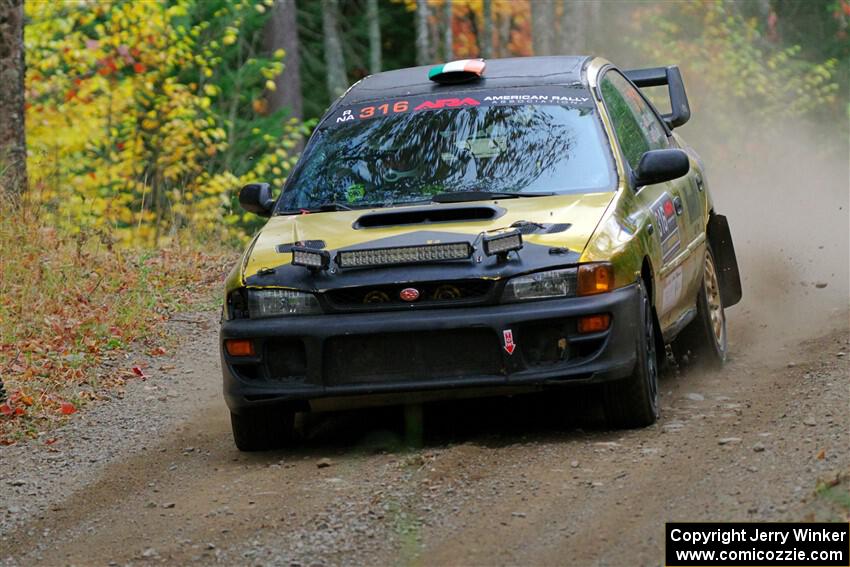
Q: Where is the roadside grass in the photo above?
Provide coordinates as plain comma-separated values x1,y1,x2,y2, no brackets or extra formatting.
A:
807,468,850,522
0,203,235,444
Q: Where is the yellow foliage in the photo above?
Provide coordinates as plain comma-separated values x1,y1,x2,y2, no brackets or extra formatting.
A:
24,0,305,247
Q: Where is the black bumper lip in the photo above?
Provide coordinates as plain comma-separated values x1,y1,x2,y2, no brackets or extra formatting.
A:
220,282,641,412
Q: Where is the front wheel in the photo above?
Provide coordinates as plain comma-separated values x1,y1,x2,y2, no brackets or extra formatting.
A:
602,281,660,428
672,245,727,368
230,408,294,452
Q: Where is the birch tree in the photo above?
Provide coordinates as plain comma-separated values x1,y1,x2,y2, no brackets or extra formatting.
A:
444,0,453,60
322,0,348,98
415,0,431,66
531,0,557,56
0,0,26,200
481,0,493,58
559,0,584,55
366,0,381,74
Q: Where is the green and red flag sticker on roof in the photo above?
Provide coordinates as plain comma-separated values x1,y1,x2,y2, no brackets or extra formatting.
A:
429,59,486,84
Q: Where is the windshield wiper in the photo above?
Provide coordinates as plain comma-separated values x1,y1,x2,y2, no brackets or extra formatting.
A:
430,190,555,204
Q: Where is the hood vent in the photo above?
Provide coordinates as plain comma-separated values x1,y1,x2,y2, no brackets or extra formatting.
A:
354,205,505,229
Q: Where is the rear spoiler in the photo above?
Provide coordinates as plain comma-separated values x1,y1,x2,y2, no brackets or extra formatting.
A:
624,65,691,129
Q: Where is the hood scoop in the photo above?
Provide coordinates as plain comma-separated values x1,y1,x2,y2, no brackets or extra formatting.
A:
353,205,505,229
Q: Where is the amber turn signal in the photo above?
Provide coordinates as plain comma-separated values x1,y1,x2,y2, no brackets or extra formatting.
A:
225,339,255,357
577,314,611,334
577,263,614,296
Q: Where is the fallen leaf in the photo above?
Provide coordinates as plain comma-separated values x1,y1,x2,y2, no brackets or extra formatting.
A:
60,401,77,415
14,407,26,416
0,403,12,416
45,438,58,445
816,449,826,460
132,366,147,379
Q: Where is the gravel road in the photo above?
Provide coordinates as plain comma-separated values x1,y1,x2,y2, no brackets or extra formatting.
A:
0,295,847,566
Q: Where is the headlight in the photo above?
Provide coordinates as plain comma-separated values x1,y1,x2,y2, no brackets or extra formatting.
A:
502,268,577,302
247,289,322,318
501,263,614,303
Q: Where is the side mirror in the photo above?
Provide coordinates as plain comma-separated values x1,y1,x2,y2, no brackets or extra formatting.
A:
633,149,690,187
238,183,275,217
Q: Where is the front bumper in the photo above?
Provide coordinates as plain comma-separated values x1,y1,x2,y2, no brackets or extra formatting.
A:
221,283,641,413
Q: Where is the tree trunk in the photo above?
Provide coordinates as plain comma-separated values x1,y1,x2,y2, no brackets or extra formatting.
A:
322,0,348,99
559,0,584,55
443,0,453,60
0,0,27,201
481,0,492,58
415,0,431,66
585,0,600,52
497,9,512,57
264,0,302,118
366,0,381,74
531,0,556,56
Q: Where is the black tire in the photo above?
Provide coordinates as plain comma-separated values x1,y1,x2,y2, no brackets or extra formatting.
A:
672,245,727,368
603,281,660,428
230,408,295,452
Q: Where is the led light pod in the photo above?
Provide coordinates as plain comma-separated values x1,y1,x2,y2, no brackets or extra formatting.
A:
291,246,330,271
483,230,523,258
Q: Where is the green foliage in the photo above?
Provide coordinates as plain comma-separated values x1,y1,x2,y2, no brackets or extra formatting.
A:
633,1,842,144
297,0,416,120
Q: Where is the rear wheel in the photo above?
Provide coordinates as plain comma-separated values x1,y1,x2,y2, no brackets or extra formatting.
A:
603,281,659,428
230,408,294,452
673,245,727,368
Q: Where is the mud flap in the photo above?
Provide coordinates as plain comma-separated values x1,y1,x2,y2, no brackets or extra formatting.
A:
707,214,742,307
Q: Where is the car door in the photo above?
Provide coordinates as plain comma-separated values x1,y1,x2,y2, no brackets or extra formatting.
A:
598,69,700,331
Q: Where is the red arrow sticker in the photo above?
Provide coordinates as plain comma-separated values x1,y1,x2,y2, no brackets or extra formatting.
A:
503,329,516,355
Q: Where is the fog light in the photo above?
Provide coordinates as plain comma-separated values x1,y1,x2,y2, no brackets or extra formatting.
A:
291,246,330,270
577,263,614,296
577,314,610,334
225,339,255,356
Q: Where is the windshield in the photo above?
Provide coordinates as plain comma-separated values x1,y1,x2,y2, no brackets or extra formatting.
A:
278,93,615,212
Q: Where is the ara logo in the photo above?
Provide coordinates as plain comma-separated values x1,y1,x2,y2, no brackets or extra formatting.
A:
414,97,480,112
502,329,516,355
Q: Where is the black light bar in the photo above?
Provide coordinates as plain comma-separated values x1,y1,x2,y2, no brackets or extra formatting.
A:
336,242,473,268
291,246,330,271
482,230,523,258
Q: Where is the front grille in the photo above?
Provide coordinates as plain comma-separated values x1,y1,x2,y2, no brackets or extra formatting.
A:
324,329,502,385
324,279,495,311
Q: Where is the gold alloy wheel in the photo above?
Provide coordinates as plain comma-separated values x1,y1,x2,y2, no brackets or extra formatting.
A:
704,251,726,347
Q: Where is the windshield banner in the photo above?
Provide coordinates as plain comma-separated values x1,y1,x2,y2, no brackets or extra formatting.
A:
326,86,595,128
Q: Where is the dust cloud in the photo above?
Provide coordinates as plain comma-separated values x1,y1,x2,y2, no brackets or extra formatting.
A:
593,3,849,356
706,119,849,353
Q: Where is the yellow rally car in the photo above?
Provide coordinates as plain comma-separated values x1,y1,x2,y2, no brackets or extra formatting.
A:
221,56,742,451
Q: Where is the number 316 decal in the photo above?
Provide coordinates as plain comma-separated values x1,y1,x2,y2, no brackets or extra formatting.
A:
359,101,409,118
